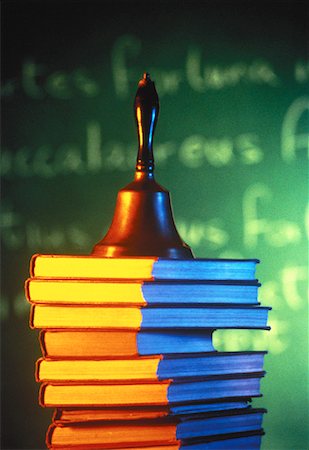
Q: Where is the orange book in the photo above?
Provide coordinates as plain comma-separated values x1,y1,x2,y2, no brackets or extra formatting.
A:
48,446,179,450
46,409,265,448
53,400,251,424
49,444,180,450
30,255,157,280
39,329,215,358
25,278,259,306
47,433,264,450
39,374,264,407
46,420,179,449
46,420,179,448
35,352,266,383
40,382,170,407
30,304,270,330
53,406,171,423
30,253,259,281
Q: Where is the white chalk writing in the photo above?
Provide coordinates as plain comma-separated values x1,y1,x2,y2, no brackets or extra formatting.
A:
3,36,300,101
243,183,303,249
214,318,290,355
0,126,264,178
281,96,309,162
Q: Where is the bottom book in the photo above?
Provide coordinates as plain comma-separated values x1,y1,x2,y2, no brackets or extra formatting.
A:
48,432,264,449
46,409,266,448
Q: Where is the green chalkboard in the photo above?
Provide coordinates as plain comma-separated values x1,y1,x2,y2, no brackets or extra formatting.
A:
2,1,308,449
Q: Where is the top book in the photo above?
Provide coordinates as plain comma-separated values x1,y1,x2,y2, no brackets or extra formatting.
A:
30,254,259,281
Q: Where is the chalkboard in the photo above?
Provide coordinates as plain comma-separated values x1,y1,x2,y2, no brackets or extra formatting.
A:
2,1,308,449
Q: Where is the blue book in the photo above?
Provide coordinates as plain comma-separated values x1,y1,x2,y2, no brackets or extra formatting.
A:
53,400,252,424
39,373,265,407
26,278,260,306
36,351,267,383
46,408,266,447
176,408,266,440
39,329,216,359
167,374,265,404
157,351,267,381
30,304,271,329
30,254,260,281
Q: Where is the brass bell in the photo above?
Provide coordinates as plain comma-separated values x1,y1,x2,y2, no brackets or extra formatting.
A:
92,73,194,259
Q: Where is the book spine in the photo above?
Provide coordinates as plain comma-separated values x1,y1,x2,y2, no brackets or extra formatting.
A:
24,278,31,304
29,253,39,278
45,423,55,449
35,358,43,382
39,330,215,358
29,305,270,330
25,279,260,305
38,383,48,407
28,305,35,330
52,408,61,423
39,330,47,358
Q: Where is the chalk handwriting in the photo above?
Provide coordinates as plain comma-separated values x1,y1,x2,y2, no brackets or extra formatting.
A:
259,280,281,309
2,178,307,254
214,317,290,355
179,133,263,168
111,35,141,99
0,126,264,178
281,96,309,162
2,92,308,179
3,36,299,100
243,183,303,249
1,55,281,100
1,60,100,99
2,31,308,101
0,205,93,251
185,48,279,92
176,219,229,249
113,36,280,97
281,266,308,310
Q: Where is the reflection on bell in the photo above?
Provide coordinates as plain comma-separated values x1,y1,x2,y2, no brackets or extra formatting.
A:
92,73,194,258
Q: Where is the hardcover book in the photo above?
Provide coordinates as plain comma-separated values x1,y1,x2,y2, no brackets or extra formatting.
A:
39,329,215,358
46,432,264,449
25,278,260,306
30,304,271,330
39,373,265,407
53,400,252,424
46,408,266,448
30,254,259,281
36,351,266,382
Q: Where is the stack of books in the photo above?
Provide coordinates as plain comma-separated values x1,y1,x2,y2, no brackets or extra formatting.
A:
26,254,270,449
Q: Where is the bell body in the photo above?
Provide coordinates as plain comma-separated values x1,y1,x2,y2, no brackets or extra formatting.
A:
92,175,193,258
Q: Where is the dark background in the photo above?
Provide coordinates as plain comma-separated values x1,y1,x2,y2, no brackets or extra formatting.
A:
1,1,308,449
